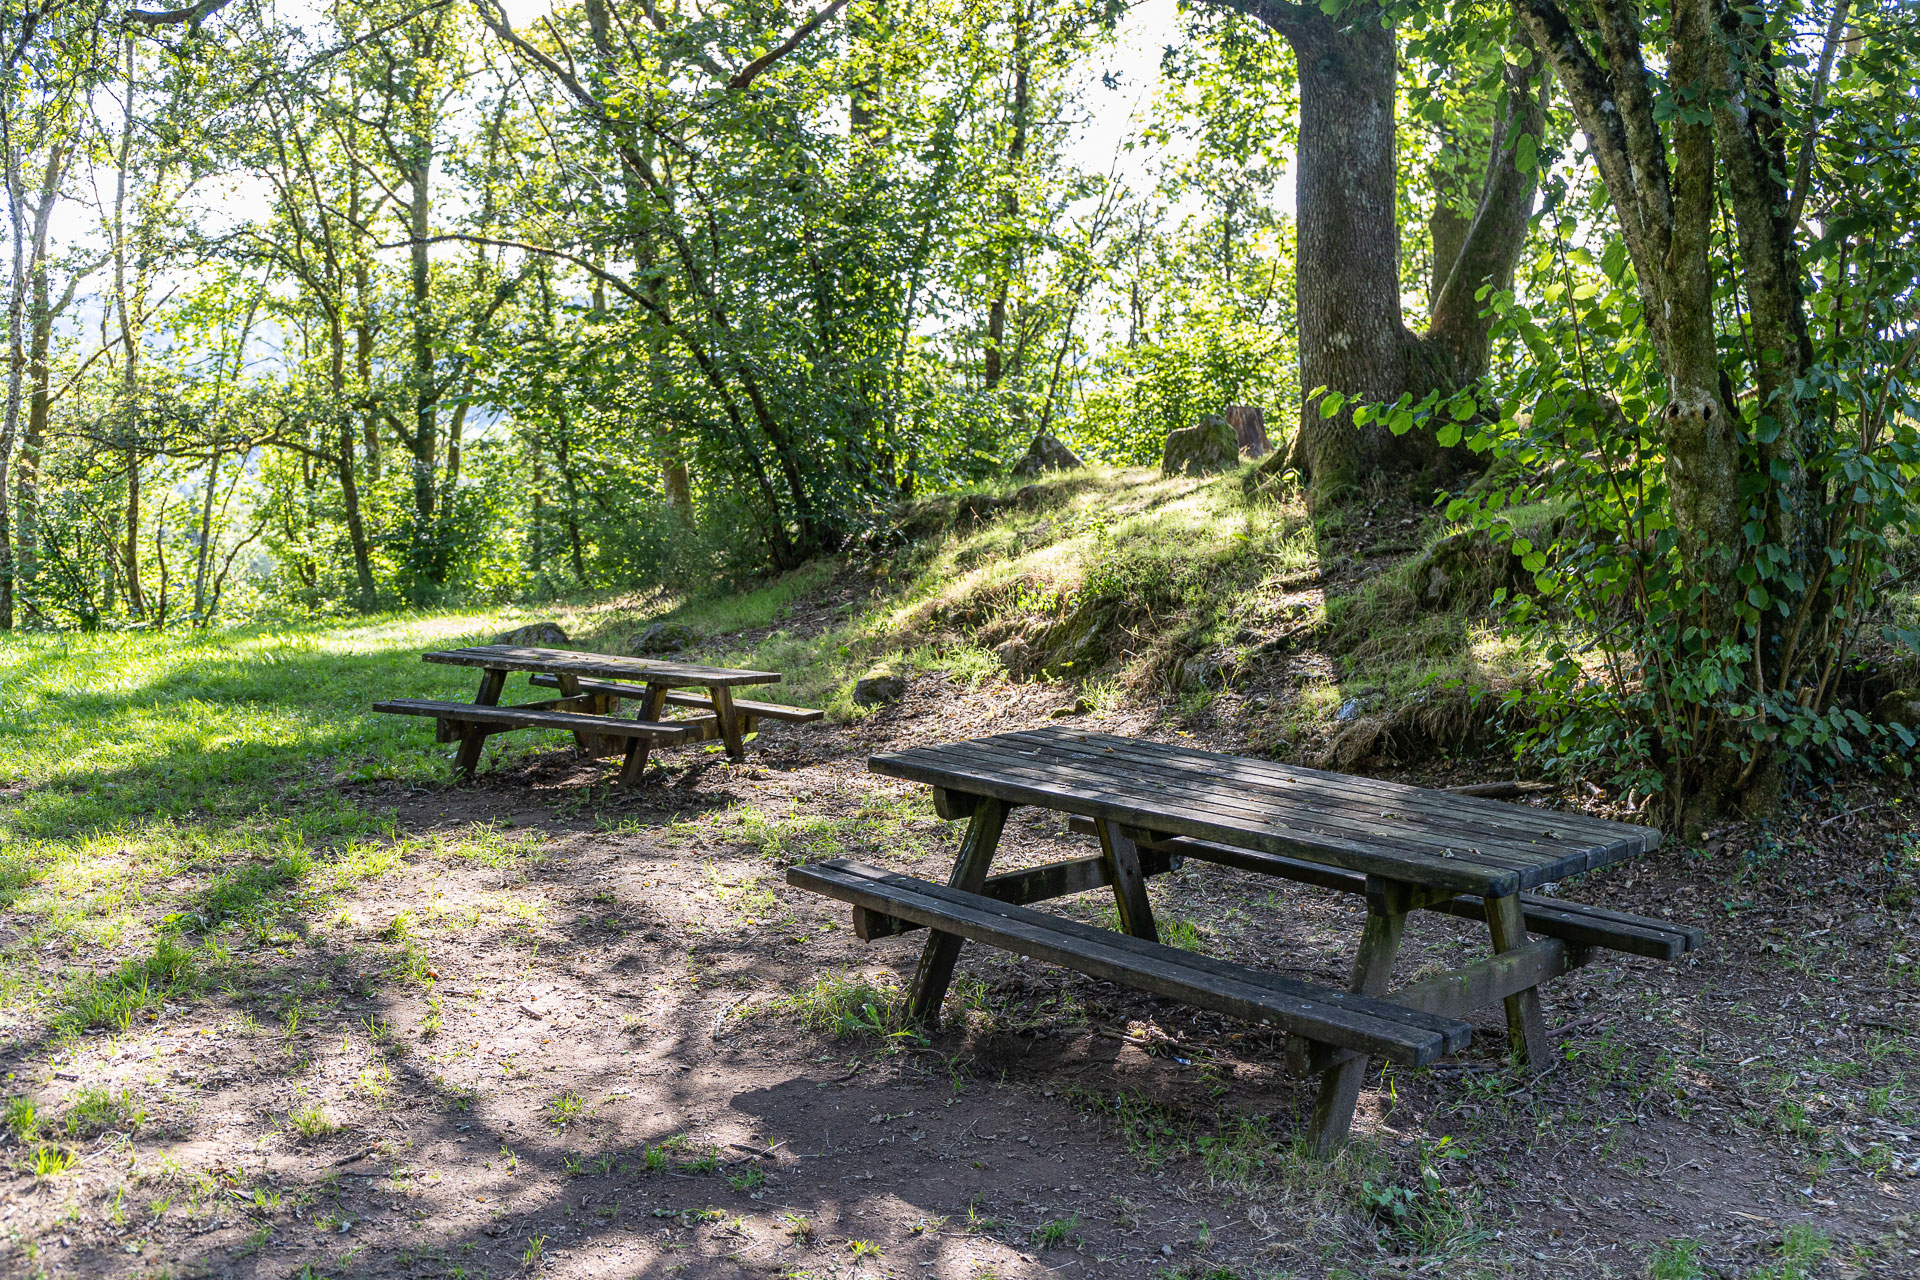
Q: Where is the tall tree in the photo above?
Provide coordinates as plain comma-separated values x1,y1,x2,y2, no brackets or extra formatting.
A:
1207,0,1544,500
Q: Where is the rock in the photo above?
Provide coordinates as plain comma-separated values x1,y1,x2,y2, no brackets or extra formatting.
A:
853,670,908,706
494,621,569,647
1875,688,1920,728
993,638,1030,672
1010,434,1084,477
629,622,700,655
1161,416,1240,477
1177,653,1230,692
1049,697,1093,718
1410,530,1530,609
1335,697,1368,723
1028,598,1115,676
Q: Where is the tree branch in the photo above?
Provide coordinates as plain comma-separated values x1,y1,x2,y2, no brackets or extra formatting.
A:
728,0,852,89
1788,0,1851,228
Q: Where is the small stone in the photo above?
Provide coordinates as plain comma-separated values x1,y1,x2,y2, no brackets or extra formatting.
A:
1010,433,1083,477
1335,698,1367,723
494,621,569,647
629,622,700,655
1161,416,1239,476
854,671,907,706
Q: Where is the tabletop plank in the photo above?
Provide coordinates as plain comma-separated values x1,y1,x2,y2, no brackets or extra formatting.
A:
986,733,1648,871
945,740,1592,872
422,645,780,688
869,727,1661,895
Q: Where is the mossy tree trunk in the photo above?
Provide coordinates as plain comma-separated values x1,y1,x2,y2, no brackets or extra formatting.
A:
1512,0,1815,821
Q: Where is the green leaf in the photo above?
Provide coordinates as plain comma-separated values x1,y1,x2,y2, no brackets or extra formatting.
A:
1514,133,1538,174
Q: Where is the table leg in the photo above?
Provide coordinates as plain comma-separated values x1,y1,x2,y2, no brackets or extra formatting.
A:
1094,819,1159,942
616,737,652,788
549,672,596,754
1486,891,1551,1070
1307,881,1408,1155
711,685,747,759
906,798,1009,1027
453,668,506,778
640,681,669,721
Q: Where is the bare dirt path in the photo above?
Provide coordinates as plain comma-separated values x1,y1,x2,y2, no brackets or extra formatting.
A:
4,673,1917,1280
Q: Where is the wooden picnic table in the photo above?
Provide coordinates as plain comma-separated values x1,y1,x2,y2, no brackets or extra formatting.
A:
373,644,821,786
788,726,1700,1152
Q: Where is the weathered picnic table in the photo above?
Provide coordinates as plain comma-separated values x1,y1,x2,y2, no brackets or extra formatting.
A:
788,726,1702,1152
373,644,822,785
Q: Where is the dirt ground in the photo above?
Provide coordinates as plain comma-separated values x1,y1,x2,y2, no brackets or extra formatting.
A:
3,673,1918,1280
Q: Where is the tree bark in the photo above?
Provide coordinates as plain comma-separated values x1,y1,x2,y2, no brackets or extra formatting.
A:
983,0,1029,401
1207,2,1544,500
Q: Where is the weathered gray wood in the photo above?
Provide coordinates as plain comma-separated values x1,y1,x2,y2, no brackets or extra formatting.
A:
616,735,652,787
877,727,1660,888
1007,730,1654,854
888,742,1517,895
906,800,1008,1026
968,738,1608,875
425,645,780,688
790,859,1472,1064
526,673,823,722
374,699,691,744
641,680,669,722
1487,891,1550,1070
452,668,507,777
1307,885,1407,1154
1062,820,1704,960
932,788,981,821
1292,939,1579,1075
710,684,747,759
851,846,1181,940
1095,819,1158,942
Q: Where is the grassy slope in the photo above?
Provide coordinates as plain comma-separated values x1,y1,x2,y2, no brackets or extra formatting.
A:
0,462,1524,1048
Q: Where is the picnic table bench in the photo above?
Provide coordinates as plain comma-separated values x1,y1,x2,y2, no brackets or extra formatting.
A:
788,727,1701,1152
373,644,821,786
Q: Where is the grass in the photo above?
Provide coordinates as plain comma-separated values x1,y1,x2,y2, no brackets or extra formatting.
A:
289,1103,339,1139
64,1085,146,1136
0,611,613,1049
778,970,924,1046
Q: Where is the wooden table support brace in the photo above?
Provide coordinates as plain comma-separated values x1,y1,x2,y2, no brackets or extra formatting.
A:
1094,818,1159,943
853,846,1182,940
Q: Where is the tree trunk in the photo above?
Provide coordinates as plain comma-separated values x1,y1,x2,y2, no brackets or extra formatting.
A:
407,154,438,601
329,314,377,611
1210,2,1544,501
19,262,51,587
983,1,1029,399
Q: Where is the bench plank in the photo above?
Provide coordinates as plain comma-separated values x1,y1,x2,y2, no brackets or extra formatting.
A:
789,859,1473,1065
527,673,823,722
1061,819,1704,960
373,699,691,743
